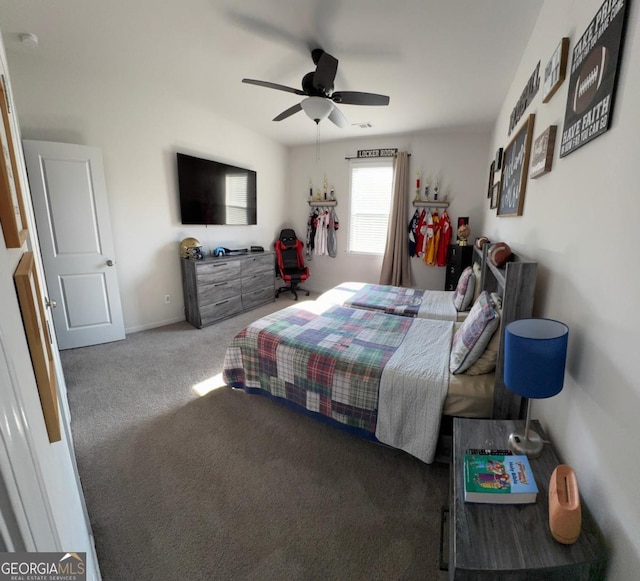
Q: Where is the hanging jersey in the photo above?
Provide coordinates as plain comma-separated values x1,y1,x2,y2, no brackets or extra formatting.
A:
408,209,420,257
436,211,452,266
425,210,440,266
414,210,427,258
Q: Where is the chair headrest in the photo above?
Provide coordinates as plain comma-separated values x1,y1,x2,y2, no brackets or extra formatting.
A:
279,228,297,241
278,228,300,248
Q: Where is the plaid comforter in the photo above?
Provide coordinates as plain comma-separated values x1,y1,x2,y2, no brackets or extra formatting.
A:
222,302,414,432
316,282,458,321
328,282,425,317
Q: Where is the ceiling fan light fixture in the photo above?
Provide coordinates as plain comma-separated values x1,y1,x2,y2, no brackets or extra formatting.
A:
301,97,334,123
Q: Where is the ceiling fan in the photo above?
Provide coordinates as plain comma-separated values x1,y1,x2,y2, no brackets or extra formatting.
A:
242,48,390,127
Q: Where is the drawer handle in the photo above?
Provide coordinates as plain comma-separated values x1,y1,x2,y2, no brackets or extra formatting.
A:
215,299,229,306
213,263,228,267
214,282,228,287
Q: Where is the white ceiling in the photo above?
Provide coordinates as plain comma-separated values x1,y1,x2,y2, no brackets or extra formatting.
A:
0,0,544,147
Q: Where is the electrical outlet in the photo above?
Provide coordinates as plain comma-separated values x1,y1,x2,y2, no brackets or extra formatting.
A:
164,294,171,304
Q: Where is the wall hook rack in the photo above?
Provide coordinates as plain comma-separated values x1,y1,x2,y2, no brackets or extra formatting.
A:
412,200,449,209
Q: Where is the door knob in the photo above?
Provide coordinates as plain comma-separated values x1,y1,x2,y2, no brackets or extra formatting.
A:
45,297,57,309
106,259,114,267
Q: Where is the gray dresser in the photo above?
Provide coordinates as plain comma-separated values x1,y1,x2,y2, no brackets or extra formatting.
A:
181,252,275,328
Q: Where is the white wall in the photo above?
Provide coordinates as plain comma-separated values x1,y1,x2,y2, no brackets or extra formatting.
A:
288,129,491,293
484,1,639,578
6,55,289,332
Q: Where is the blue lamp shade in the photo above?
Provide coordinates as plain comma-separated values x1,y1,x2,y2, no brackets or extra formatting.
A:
504,318,569,399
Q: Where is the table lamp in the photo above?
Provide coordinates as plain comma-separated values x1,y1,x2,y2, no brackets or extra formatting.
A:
504,318,569,458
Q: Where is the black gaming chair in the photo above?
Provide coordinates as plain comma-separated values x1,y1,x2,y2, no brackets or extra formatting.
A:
275,228,310,301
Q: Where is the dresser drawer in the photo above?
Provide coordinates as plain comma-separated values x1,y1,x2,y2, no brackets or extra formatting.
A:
200,295,243,326
241,253,275,276
447,244,473,266
242,286,275,310
242,271,274,295
196,260,241,283
198,279,241,305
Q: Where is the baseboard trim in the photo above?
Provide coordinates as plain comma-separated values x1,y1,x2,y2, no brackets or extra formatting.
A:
125,316,185,334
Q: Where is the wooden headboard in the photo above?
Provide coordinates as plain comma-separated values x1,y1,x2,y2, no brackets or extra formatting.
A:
474,243,538,420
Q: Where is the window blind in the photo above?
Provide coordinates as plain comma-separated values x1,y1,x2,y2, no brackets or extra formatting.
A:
348,160,394,254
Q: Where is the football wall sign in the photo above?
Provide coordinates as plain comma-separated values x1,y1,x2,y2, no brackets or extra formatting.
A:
559,0,629,157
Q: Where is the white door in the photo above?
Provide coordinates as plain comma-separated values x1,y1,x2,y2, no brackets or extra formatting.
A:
22,140,125,350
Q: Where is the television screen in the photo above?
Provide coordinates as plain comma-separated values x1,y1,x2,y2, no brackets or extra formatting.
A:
177,153,257,225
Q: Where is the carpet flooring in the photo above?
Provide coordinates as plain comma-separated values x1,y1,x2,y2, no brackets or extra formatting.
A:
61,296,450,580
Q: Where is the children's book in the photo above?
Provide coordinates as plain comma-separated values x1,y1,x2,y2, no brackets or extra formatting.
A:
464,453,538,504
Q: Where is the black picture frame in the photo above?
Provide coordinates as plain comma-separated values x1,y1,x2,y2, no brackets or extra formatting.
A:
559,0,629,157
490,181,500,209
498,114,535,217
486,160,495,199
494,148,504,171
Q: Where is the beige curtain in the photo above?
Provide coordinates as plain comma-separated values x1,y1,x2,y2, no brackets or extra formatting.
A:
379,151,411,286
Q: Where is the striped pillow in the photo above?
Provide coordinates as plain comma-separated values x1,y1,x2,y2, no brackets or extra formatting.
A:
450,291,500,374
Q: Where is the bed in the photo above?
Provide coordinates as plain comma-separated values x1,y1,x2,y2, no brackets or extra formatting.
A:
222,243,537,463
315,245,487,322
316,282,462,321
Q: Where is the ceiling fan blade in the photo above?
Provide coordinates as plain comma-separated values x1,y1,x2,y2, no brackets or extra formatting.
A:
273,103,303,122
242,79,305,96
332,91,390,106
313,51,338,94
328,105,348,128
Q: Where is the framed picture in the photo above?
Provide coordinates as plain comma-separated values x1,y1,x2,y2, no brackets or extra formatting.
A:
530,126,558,179
0,76,28,248
486,160,495,199
559,0,629,157
498,114,535,217
542,38,569,103
494,148,504,171
14,252,61,443
490,181,501,209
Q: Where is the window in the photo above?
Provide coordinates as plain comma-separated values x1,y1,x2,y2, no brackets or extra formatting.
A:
348,159,394,254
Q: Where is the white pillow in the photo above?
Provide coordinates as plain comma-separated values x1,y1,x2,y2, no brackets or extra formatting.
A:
453,266,475,311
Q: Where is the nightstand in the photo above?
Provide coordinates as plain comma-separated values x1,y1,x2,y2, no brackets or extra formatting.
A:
449,418,607,580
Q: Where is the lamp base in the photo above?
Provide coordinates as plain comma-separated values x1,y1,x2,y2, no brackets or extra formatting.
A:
508,428,544,458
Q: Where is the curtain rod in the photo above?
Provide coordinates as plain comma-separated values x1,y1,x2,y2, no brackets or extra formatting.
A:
344,153,410,160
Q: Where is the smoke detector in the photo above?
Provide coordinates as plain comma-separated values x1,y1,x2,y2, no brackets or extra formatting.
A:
20,33,39,48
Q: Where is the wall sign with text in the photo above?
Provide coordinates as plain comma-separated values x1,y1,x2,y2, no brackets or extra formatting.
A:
559,0,629,157
508,62,540,135
356,148,398,158
499,114,535,217
530,126,557,179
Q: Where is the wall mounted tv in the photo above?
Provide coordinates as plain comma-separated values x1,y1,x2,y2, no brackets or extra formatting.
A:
177,153,257,225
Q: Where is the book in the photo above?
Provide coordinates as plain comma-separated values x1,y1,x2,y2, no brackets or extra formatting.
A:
466,448,513,456
464,453,538,504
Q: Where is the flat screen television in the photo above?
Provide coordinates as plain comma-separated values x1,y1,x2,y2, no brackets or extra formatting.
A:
177,153,257,225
